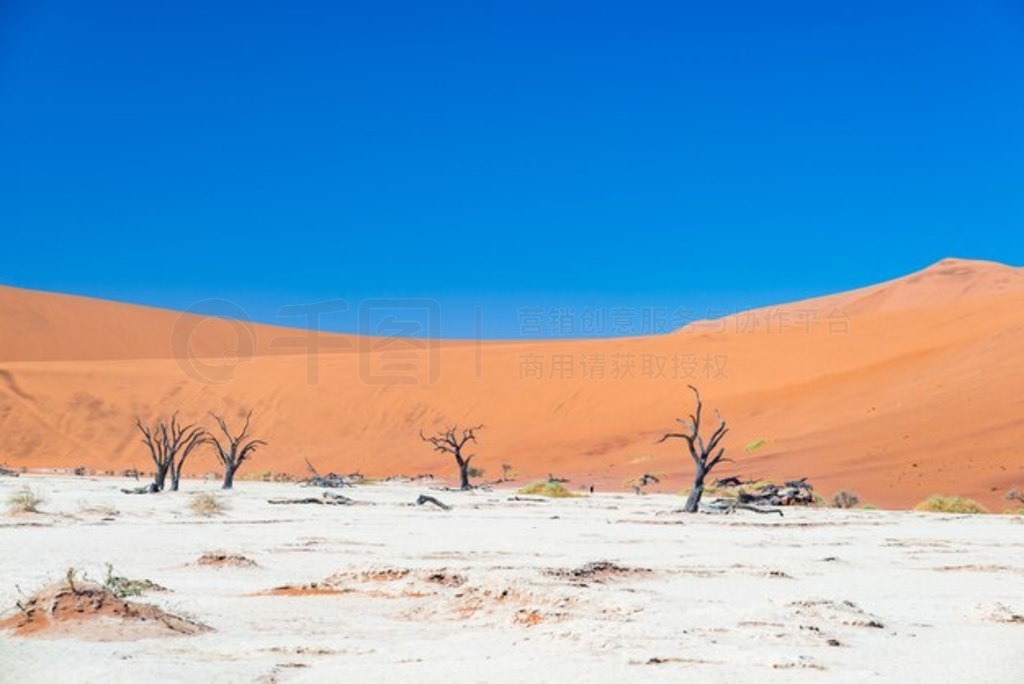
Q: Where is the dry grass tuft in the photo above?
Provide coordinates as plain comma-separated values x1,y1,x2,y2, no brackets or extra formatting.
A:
78,502,120,518
7,486,44,514
915,495,988,514
188,492,228,517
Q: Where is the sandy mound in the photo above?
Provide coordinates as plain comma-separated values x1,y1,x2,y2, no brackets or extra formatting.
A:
0,580,210,640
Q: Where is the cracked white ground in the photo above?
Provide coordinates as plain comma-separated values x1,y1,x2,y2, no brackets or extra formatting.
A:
1,476,1021,683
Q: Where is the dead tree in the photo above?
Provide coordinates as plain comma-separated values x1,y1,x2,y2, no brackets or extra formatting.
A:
135,414,206,492
206,410,266,489
656,385,730,513
419,424,482,490
632,473,661,495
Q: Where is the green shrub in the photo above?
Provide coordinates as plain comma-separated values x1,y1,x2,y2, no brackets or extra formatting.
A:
518,481,581,498
103,563,165,598
914,496,988,514
861,503,877,510
744,438,767,453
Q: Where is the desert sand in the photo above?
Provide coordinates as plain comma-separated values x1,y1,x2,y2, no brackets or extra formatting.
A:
1,475,1022,682
1,258,1023,508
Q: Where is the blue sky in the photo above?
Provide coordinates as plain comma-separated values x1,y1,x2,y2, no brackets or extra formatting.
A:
2,0,1023,337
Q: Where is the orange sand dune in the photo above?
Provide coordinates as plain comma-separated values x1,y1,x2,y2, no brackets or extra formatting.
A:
1,258,1022,508
0,285,367,362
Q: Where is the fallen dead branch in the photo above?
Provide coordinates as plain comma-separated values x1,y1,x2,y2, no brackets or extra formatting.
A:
416,494,451,511
268,492,356,506
121,483,159,495
302,458,362,488
700,499,784,516
736,478,816,507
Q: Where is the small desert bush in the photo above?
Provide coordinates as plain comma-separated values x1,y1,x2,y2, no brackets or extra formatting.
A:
102,563,164,598
518,481,580,498
861,503,877,510
188,492,228,517
914,495,988,514
7,486,44,514
830,490,860,509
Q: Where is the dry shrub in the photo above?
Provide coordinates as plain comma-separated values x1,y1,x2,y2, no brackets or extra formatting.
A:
188,492,228,517
196,552,258,568
915,496,988,514
7,486,44,514
518,481,581,498
830,490,860,509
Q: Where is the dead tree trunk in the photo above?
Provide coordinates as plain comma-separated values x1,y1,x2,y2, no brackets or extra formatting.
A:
222,464,238,490
168,466,183,492
420,424,483,491
683,465,706,512
206,410,266,490
656,385,730,513
153,462,170,491
169,425,207,491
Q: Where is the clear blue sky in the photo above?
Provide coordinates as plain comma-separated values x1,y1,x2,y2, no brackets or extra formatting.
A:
2,0,1023,337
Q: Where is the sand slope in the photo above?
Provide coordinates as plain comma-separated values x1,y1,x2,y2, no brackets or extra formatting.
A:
1,258,1022,508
